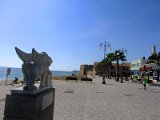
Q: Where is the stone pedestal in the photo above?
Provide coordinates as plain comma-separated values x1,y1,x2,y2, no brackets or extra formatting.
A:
3,87,55,120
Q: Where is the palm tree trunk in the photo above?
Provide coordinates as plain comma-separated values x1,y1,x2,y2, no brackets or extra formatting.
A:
102,65,106,84
109,65,111,79
116,59,119,81
107,65,109,78
157,70,159,82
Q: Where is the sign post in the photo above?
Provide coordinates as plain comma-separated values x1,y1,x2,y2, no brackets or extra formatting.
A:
5,68,11,85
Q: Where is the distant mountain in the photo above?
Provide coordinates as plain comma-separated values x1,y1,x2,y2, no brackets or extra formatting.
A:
72,70,80,72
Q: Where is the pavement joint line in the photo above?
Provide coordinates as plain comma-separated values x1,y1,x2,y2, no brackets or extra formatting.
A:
123,93,134,97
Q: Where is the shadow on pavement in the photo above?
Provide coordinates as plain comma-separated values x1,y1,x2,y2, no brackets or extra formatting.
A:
147,90,160,94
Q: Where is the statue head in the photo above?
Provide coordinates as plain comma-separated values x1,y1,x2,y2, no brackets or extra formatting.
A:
15,47,52,65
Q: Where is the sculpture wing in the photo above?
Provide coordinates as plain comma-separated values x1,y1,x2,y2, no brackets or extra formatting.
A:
15,47,32,62
32,48,39,62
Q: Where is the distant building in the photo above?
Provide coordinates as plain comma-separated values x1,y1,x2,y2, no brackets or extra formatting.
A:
81,62,131,77
93,62,100,75
80,64,93,75
130,57,147,76
130,44,160,81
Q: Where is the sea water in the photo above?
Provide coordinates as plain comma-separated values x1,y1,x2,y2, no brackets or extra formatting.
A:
0,67,79,80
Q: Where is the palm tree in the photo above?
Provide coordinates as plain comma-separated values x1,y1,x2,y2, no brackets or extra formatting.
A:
98,59,108,74
98,57,113,84
97,59,107,84
98,50,127,82
106,53,115,78
97,60,104,75
148,53,157,61
114,50,127,81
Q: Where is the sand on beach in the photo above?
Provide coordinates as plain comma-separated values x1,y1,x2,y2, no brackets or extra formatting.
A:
0,78,24,86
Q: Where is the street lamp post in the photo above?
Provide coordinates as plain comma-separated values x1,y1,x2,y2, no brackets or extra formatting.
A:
115,52,120,81
99,41,111,62
99,41,111,84
120,62,125,83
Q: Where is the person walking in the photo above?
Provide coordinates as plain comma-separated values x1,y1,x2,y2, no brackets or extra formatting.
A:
102,74,106,84
143,76,148,91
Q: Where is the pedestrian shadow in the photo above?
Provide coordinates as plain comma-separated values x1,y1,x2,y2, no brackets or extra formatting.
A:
138,88,143,90
123,93,134,97
138,88,160,93
64,89,74,94
147,90,160,94
105,84,113,86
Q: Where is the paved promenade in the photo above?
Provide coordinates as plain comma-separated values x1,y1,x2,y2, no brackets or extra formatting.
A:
1,76,160,120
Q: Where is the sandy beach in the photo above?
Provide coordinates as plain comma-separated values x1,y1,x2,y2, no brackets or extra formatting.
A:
0,79,24,86
0,79,13,86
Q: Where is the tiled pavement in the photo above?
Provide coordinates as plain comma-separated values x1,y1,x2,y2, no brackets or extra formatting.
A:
1,76,160,120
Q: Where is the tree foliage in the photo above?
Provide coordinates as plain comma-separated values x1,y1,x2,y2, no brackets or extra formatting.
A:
148,52,160,65
114,50,127,62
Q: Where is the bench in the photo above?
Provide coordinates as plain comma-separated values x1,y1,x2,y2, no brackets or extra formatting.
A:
81,77,92,83
66,76,78,82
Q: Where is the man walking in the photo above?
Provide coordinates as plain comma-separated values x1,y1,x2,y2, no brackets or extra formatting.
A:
143,76,148,91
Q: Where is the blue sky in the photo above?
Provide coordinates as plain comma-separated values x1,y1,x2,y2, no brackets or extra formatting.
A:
0,0,160,71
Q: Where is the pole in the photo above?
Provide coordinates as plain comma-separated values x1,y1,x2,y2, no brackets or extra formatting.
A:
99,41,111,84
104,41,106,59
5,68,11,86
116,59,119,81
5,75,8,86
